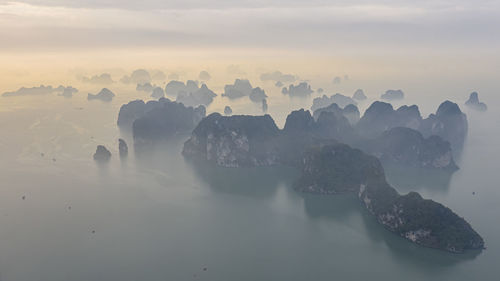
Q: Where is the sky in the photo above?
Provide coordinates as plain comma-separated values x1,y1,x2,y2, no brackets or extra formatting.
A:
0,0,499,95
1,0,499,52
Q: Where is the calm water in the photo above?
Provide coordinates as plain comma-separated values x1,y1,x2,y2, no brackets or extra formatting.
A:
0,85,499,281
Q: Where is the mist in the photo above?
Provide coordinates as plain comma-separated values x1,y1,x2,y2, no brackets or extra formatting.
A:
1,1,500,280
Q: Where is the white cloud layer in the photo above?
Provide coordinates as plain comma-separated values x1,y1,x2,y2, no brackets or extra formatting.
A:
0,1,499,52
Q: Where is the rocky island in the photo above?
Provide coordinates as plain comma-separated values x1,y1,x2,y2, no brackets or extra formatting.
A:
93,145,111,162
296,144,484,253
465,92,487,111
182,112,484,253
88,88,115,102
117,98,206,141
381,89,405,100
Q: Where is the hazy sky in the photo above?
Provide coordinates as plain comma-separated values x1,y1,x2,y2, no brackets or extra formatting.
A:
1,0,499,53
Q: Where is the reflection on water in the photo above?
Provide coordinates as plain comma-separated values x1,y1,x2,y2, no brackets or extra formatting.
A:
384,165,454,194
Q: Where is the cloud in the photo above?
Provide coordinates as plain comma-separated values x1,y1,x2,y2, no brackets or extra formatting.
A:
1,1,499,53
333,76,342,84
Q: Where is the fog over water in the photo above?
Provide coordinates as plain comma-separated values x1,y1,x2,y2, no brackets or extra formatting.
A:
1,0,499,278
0,62,499,280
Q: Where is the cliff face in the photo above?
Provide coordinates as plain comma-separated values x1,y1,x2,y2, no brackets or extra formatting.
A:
359,185,484,253
465,92,487,111
363,127,457,171
182,113,281,167
419,101,468,154
117,98,205,140
294,144,484,253
132,101,205,141
356,100,467,157
356,102,422,138
184,108,456,172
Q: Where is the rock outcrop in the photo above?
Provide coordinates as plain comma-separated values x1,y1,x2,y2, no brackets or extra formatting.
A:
311,93,357,111
132,100,205,141
176,84,217,107
60,86,78,98
87,88,115,102
419,101,468,154
295,144,484,253
381,89,404,100
313,103,360,125
465,92,487,111
361,127,457,171
353,89,367,100
356,102,422,138
118,139,128,158
262,99,268,113
117,98,205,140
222,79,253,99
136,82,154,93
93,145,111,162
184,108,448,172
282,82,313,97
249,87,267,103
151,87,165,99
182,113,281,167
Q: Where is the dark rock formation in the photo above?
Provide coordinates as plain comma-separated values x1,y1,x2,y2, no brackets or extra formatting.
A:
224,106,232,115
151,87,165,99
183,113,281,167
136,82,154,92
120,69,151,84
118,139,128,158
275,81,283,88
295,144,484,253
356,102,422,138
3,85,75,97
260,71,296,83
132,99,205,141
165,80,187,97
282,82,313,97
313,103,360,125
419,101,468,154
311,93,357,111
81,73,113,84
381,89,404,100
343,104,361,125
283,109,315,134
87,88,115,102
185,107,456,172
176,84,217,107
262,99,268,113
93,145,111,162
117,100,149,129
361,127,457,171
356,101,398,138
465,92,487,111
222,79,253,99
353,89,367,100
249,87,267,103
60,86,78,98
199,70,211,81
